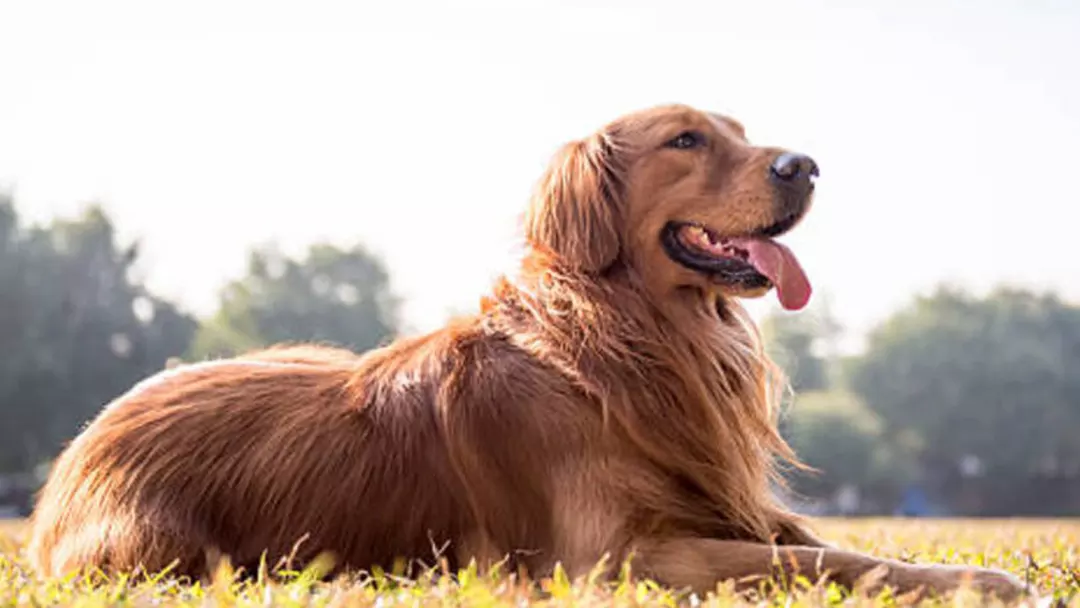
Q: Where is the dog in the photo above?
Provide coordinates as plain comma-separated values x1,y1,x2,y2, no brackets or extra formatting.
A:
27,104,1026,601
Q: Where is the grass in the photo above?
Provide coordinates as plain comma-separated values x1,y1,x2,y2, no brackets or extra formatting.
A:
1,518,1078,606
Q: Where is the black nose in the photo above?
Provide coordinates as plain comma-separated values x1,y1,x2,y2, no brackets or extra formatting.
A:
770,152,819,184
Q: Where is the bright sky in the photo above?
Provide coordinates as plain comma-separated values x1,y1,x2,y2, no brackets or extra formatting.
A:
1,0,1077,350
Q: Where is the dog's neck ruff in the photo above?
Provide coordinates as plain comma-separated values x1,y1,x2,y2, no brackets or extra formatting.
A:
485,267,796,541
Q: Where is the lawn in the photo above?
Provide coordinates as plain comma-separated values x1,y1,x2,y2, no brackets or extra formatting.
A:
1,518,1077,606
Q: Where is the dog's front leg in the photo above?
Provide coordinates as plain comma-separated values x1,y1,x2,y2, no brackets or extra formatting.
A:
630,537,1027,601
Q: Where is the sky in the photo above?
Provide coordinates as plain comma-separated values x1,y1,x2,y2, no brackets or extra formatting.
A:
1,0,1078,351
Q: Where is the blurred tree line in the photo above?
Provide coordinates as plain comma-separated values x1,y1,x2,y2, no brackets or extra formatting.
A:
0,195,400,513
769,289,1080,516
1,193,1078,516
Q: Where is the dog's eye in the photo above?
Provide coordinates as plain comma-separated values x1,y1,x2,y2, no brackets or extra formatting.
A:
664,131,705,150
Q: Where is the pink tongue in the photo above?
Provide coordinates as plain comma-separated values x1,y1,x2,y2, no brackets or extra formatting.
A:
734,238,812,310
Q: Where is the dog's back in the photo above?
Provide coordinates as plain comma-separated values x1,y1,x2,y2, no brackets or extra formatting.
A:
26,336,475,578
27,312,603,580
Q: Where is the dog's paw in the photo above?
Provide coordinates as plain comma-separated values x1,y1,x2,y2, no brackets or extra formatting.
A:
900,563,1028,602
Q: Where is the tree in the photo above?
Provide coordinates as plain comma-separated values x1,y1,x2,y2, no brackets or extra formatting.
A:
190,242,400,358
762,299,842,393
848,286,1080,515
781,390,917,512
0,197,196,475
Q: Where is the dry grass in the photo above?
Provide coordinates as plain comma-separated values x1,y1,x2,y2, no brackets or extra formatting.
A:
1,517,1077,606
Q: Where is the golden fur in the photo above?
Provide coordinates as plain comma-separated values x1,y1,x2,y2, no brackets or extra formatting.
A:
27,104,1026,600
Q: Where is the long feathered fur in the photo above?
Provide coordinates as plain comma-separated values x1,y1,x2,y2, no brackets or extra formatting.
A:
25,104,1027,601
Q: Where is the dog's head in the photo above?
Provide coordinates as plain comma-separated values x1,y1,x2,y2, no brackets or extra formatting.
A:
524,104,816,312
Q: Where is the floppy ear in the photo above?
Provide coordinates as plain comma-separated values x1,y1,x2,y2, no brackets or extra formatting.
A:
524,133,623,273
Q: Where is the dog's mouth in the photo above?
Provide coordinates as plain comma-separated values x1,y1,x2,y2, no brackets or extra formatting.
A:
661,214,812,311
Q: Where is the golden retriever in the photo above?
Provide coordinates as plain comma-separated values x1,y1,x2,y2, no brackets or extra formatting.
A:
27,104,1026,601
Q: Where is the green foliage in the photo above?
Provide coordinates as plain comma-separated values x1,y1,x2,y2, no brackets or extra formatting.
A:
0,195,196,474
763,302,915,508
762,301,841,393
190,243,400,359
783,391,918,501
848,286,1080,515
0,194,402,493
766,287,1080,515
